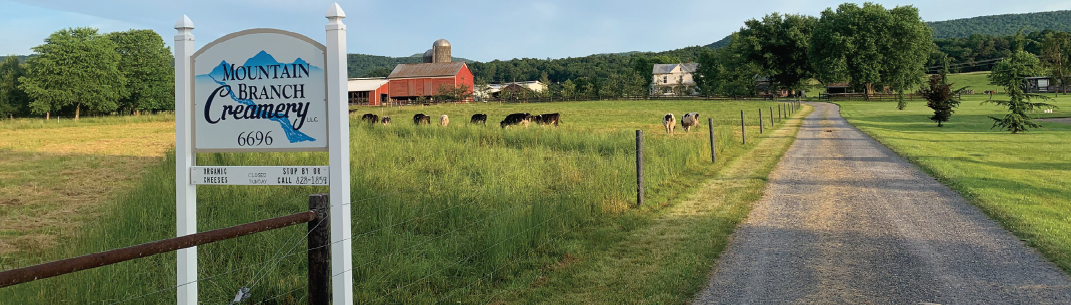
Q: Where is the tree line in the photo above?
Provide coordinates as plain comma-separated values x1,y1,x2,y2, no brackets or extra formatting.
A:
0,27,174,120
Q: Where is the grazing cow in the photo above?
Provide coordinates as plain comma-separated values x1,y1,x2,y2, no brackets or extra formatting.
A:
381,116,391,125
361,113,379,124
663,113,676,134
348,109,358,114
500,113,532,128
534,113,561,127
681,112,699,132
413,114,431,125
440,114,450,127
470,114,488,125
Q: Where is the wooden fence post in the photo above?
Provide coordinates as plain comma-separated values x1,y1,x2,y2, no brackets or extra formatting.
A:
708,118,716,163
770,106,774,126
635,130,644,206
778,104,782,121
308,193,330,305
759,109,763,134
740,110,746,145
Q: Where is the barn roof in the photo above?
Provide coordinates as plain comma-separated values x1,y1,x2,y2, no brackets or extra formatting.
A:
347,78,388,91
388,62,467,79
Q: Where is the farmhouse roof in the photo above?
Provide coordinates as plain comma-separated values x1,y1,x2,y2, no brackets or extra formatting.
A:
652,63,699,74
388,62,466,79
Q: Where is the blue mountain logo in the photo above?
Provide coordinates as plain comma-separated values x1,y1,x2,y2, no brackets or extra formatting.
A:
197,50,322,144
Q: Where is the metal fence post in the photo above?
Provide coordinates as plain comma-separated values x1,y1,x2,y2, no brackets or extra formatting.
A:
308,193,330,305
740,110,746,145
636,130,644,207
759,109,764,134
708,118,716,163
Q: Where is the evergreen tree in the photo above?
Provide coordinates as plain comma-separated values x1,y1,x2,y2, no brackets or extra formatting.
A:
19,27,126,120
985,49,1057,133
919,74,966,127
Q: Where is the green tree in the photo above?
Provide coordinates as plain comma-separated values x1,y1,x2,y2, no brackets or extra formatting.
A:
985,49,1057,133
736,13,817,99
919,74,967,127
1041,32,1071,95
362,67,392,78
695,35,760,98
108,29,174,115
561,79,576,98
20,27,126,120
0,56,30,118
810,3,932,107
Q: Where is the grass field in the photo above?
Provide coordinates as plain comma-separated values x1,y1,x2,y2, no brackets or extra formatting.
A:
0,100,800,304
837,95,1071,274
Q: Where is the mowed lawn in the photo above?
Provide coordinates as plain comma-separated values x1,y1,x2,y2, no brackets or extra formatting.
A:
837,94,1071,272
0,100,798,304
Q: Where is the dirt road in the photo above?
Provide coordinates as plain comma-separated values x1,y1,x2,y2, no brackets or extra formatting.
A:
694,102,1071,304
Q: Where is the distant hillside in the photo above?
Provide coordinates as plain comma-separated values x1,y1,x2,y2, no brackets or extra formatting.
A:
0,55,30,63
347,53,473,78
703,10,1071,49
928,10,1071,39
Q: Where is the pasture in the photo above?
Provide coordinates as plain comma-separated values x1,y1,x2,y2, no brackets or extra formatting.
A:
837,95,1071,273
0,100,796,304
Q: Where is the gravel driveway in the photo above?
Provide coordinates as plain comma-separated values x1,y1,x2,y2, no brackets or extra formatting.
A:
694,102,1071,304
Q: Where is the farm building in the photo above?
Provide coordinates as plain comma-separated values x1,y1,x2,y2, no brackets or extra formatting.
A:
1025,76,1069,93
825,82,851,94
475,81,547,99
651,63,698,96
347,78,389,106
386,62,474,101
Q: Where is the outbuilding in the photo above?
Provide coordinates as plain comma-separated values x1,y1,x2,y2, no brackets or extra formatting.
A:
347,77,389,106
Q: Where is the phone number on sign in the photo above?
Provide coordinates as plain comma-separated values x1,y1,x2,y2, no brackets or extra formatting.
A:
294,176,329,185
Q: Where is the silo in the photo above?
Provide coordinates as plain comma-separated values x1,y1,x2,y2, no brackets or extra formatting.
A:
432,39,451,63
422,49,433,63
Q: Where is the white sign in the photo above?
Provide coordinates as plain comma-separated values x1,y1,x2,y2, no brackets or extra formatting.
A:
192,30,328,152
191,166,329,185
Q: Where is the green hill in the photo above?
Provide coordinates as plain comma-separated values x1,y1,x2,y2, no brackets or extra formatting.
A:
928,10,1071,39
346,53,474,78
704,10,1071,49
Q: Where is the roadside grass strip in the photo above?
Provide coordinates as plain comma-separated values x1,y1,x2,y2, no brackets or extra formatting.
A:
493,104,813,304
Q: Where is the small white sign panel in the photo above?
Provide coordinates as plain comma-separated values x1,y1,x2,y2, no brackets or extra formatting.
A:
192,30,328,152
191,166,329,185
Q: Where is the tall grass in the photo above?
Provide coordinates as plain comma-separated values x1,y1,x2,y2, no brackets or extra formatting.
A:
0,100,785,304
0,113,175,131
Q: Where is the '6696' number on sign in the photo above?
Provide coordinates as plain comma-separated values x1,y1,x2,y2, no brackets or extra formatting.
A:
237,131,274,146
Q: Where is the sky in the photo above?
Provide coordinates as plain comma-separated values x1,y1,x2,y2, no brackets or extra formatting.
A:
3,0,1071,62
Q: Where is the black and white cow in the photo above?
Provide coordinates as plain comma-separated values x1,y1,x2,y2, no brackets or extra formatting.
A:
500,113,532,128
663,113,676,134
381,116,391,125
361,113,379,124
681,112,699,132
413,113,431,125
470,114,488,125
534,113,561,127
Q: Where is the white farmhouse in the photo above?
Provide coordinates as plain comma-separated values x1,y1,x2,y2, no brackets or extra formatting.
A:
651,63,698,96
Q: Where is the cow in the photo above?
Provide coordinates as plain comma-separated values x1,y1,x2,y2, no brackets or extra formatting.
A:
361,113,379,124
681,112,700,132
440,114,450,127
348,109,358,115
413,114,431,125
533,113,561,127
500,113,532,128
663,113,676,134
381,116,391,125
470,114,488,125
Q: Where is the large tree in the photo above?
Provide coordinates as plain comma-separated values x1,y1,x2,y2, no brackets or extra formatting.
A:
1041,31,1071,95
695,36,760,98
108,29,174,114
985,49,1057,133
736,13,817,98
0,56,29,118
19,27,126,120
810,3,932,108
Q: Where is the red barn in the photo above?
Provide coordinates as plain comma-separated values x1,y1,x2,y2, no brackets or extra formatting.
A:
387,62,473,101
